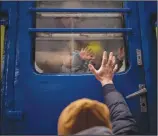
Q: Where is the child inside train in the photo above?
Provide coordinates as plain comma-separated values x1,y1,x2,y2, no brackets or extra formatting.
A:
62,41,104,73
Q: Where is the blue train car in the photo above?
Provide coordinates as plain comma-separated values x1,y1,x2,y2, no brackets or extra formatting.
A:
0,1,157,135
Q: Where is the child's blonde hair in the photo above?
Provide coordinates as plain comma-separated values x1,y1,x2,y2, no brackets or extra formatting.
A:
87,41,104,57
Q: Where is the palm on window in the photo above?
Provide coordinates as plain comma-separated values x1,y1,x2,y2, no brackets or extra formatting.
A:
79,48,95,61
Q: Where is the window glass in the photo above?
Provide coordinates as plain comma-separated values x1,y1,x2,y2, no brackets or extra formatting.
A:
155,21,157,39
0,12,7,77
37,1,123,8
35,1,126,74
0,25,5,76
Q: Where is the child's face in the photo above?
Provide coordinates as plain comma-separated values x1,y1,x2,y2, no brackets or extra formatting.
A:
90,55,102,70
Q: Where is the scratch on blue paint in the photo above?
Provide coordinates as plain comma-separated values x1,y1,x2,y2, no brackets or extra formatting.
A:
2,37,10,110
14,4,20,86
8,9,11,26
4,41,10,96
14,44,20,85
2,8,12,98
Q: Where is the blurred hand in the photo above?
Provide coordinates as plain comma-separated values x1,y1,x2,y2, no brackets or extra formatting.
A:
88,51,118,86
80,48,95,61
117,47,125,61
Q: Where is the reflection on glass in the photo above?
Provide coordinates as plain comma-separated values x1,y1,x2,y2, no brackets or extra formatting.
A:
35,1,126,74
36,1,123,8
36,13,123,28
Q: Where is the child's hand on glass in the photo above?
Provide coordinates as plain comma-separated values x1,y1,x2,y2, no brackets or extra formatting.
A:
117,47,124,61
79,48,95,61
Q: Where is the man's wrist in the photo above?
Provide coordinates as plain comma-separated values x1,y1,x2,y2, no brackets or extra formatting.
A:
100,80,113,86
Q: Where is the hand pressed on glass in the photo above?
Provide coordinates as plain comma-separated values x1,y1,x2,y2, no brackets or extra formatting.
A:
88,51,118,86
79,48,95,61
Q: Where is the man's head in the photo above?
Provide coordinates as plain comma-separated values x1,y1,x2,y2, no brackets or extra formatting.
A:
58,98,112,135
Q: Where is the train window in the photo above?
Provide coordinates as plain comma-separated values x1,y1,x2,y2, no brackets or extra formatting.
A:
0,13,7,77
35,1,126,74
